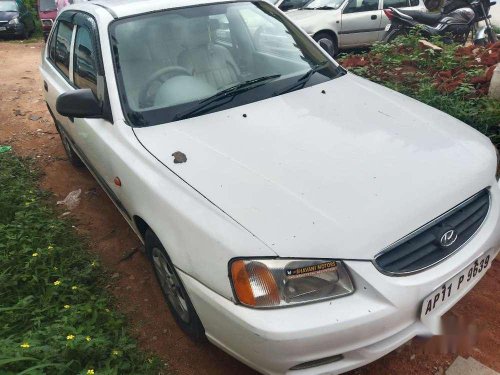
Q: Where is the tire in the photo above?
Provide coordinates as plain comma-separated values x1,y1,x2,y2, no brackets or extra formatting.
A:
55,123,84,168
486,27,498,44
385,28,408,43
146,230,206,342
313,32,338,57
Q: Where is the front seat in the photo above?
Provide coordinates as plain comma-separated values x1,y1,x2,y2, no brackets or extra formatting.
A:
178,18,240,90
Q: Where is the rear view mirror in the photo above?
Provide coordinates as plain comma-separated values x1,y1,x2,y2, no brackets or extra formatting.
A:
56,89,102,119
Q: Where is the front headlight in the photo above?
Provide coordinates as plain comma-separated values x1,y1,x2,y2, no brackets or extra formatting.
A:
8,17,19,25
230,258,354,308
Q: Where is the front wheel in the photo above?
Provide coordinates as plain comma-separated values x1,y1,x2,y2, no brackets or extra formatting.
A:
146,230,206,342
313,32,338,57
55,123,84,168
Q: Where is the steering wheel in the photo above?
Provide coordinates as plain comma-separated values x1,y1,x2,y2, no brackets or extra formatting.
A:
139,66,192,109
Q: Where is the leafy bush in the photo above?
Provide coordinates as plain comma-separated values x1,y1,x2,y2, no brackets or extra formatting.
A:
0,154,161,374
338,32,500,146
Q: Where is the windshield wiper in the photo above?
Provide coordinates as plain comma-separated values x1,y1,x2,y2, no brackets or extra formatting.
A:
273,61,329,97
313,5,336,9
173,74,281,121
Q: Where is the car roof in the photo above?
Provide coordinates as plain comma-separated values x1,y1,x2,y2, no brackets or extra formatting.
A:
80,0,250,19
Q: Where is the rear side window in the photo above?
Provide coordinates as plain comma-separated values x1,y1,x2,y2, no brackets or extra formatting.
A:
73,26,98,95
344,0,379,13
383,0,410,7
55,22,73,78
48,23,58,62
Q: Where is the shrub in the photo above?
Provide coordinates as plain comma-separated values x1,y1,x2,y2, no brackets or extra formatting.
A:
0,154,161,374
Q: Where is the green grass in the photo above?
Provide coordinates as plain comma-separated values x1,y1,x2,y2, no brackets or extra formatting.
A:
0,153,162,375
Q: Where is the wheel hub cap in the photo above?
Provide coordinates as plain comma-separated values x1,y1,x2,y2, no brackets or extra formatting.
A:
152,248,190,323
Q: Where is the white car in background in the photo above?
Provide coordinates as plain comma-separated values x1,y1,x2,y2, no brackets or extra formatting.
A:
287,0,427,55
40,0,500,374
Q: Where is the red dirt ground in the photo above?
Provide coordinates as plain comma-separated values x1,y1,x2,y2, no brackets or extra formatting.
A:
0,40,499,375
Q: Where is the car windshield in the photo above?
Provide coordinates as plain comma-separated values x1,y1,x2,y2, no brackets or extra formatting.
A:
304,0,346,9
0,1,18,12
110,1,344,127
39,0,56,11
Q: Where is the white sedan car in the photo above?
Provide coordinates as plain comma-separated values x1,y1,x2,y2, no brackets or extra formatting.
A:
40,0,500,374
287,0,427,55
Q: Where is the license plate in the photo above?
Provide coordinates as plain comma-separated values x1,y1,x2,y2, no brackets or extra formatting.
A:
384,24,391,32
421,251,494,318
0,27,6,31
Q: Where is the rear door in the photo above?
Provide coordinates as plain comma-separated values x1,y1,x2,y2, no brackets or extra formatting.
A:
339,0,382,47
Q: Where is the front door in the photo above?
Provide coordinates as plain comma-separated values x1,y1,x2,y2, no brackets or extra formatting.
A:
339,0,382,47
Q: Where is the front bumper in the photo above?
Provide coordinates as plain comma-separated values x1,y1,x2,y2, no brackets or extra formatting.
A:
179,181,500,375
0,23,25,37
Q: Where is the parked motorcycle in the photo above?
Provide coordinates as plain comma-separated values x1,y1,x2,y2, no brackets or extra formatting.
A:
383,0,498,45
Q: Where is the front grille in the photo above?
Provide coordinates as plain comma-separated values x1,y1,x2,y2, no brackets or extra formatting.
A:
0,21,8,26
375,189,490,275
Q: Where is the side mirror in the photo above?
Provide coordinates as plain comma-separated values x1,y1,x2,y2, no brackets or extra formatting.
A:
56,89,102,119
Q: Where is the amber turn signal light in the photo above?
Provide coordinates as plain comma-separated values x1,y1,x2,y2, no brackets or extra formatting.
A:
230,260,280,308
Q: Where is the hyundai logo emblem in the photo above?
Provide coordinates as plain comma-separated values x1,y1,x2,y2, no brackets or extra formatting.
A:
440,229,458,247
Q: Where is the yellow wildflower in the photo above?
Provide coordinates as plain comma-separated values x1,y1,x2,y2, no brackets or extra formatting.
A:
64,305,71,309
48,245,54,250
66,334,75,340
105,308,110,313
71,286,78,290
20,343,30,349
85,336,92,342
112,350,119,356
32,253,38,257
91,261,97,267
87,370,95,375
53,280,61,286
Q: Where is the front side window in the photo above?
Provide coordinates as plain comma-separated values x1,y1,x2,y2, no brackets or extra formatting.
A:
0,1,18,11
73,26,98,95
54,21,73,78
110,1,344,126
344,0,379,12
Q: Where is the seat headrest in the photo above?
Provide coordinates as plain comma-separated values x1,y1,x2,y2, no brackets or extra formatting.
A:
182,17,211,49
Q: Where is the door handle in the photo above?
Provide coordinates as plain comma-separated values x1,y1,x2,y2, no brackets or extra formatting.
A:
43,81,48,92
371,15,377,19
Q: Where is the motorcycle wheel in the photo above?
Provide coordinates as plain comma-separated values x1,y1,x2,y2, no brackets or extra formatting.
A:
385,28,408,43
486,27,498,43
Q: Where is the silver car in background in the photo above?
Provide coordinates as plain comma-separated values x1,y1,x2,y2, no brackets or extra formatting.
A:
286,0,427,55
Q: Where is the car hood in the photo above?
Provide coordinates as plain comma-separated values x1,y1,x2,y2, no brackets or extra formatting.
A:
0,11,18,22
134,74,496,260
